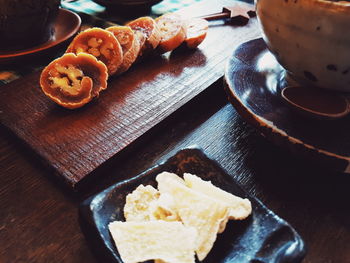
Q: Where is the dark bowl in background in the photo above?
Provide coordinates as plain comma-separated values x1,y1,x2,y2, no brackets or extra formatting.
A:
92,0,162,7
0,0,60,51
92,0,162,14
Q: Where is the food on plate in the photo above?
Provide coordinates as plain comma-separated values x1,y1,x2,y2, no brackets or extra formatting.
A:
123,184,160,222
106,26,142,74
109,172,252,262
40,53,108,109
185,18,209,49
183,173,252,221
155,13,187,53
109,220,197,263
126,16,161,55
40,12,209,109
66,27,123,75
124,184,179,222
133,29,147,52
149,192,180,222
156,172,229,261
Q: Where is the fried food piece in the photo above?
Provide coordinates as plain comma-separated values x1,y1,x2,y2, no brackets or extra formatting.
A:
155,13,187,53
123,184,160,222
156,172,229,261
123,184,179,222
185,18,209,49
106,26,141,74
66,27,123,75
40,53,108,109
149,192,180,222
183,173,252,233
109,220,197,263
126,16,161,56
134,30,146,50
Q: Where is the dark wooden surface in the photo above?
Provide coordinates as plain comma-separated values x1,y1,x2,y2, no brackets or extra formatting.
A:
1,1,350,263
0,0,259,188
2,79,350,263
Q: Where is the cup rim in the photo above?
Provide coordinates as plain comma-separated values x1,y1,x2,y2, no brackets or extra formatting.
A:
312,0,350,12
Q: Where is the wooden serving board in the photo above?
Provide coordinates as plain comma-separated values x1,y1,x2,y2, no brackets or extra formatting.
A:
0,0,260,188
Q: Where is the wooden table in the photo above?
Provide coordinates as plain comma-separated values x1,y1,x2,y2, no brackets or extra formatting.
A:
1,2,350,263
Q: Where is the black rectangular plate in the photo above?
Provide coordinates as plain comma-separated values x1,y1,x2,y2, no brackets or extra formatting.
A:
79,147,306,263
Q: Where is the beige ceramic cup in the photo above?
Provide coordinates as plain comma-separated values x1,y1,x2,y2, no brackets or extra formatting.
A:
0,0,60,51
255,0,350,92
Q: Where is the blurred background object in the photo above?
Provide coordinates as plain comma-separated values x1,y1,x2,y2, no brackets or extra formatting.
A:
0,0,60,50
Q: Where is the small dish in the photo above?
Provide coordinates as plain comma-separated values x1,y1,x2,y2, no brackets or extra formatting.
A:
224,38,350,173
79,147,306,263
0,8,81,64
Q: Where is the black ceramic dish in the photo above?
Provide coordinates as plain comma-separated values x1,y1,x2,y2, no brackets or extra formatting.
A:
79,147,306,263
224,38,350,173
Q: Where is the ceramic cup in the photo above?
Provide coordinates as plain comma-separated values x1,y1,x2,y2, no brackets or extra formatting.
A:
255,0,350,92
0,0,60,51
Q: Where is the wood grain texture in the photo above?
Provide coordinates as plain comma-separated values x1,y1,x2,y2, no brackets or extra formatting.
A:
1,75,350,263
4,1,348,263
0,80,228,263
0,0,260,188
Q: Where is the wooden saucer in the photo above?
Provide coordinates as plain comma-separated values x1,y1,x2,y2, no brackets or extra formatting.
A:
224,38,350,173
0,8,81,64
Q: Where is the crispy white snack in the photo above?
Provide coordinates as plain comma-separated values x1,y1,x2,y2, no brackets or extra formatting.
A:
123,184,179,222
156,172,229,261
150,192,180,222
183,173,252,233
123,184,159,221
184,173,252,220
109,220,197,263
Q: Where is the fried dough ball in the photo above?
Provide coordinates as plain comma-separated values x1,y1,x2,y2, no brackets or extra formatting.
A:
66,27,123,75
40,53,108,109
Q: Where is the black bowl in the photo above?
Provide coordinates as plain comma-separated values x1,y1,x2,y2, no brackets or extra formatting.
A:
92,0,162,9
0,0,60,51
